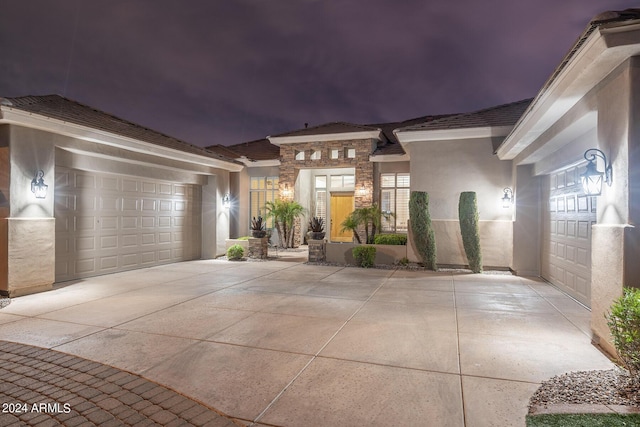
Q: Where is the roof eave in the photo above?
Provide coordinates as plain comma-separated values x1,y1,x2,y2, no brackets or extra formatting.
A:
395,125,513,147
497,19,640,161
268,130,383,146
0,107,244,172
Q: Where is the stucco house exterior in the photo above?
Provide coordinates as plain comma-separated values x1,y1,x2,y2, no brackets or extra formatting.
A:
0,95,242,297
1,9,639,355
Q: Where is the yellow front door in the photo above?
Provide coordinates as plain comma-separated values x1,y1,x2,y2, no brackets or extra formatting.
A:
330,193,354,242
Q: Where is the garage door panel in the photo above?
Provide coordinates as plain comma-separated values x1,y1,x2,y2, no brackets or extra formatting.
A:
142,181,156,194
122,179,140,193
542,165,594,307
122,198,139,211
55,167,201,282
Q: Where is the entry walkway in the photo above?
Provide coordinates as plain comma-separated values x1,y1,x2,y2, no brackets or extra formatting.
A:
0,255,614,426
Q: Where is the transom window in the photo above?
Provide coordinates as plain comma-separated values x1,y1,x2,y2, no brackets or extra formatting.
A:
380,173,410,232
330,174,355,189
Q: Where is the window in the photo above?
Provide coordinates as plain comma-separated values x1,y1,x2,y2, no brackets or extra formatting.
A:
295,150,305,161
345,148,356,159
311,150,322,160
330,174,355,189
380,173,410,232
314,176,327,220
330,149,339,159
250,176,279,229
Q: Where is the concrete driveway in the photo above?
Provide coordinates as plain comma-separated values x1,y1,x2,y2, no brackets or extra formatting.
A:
0,253,614,426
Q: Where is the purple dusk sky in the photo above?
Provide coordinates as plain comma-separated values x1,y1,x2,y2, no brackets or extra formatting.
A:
0,1,636,147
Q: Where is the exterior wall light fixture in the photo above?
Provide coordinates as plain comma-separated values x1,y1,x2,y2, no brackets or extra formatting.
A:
222,193,231,209
282,183,292,198
357,183,367,196
580,148,612,196
31,170,48,199
502,187,514,208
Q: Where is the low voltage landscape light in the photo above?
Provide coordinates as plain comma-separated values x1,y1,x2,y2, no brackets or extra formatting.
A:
502,187,513,208
580,148,612,196
31,170,48,199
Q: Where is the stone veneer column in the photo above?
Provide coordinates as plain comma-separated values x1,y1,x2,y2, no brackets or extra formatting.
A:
308,239,326,262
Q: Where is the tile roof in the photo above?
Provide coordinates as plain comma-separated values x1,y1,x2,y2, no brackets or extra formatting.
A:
370,114,454,156
208,138,280,161
1,94,240,165
269,121,381,138
397,99,533,132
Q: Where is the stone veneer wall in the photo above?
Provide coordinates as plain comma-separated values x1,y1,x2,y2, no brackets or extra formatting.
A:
279,138,375,245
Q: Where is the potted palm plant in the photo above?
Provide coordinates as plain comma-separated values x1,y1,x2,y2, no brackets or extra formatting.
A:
251,216,267,238
308,216,325,240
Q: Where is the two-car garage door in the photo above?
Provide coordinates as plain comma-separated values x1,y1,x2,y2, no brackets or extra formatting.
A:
55,167,201,282
541,164,596,307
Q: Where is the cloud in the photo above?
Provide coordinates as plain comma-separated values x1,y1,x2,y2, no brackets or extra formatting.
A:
1,0,636,146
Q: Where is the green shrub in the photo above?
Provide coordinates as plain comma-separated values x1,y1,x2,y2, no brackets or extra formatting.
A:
409,191,437,270
237,236,250,240
607,287,640,381
352,246,376,268
459,192,482,273
374,234,407,245
227,244,244,260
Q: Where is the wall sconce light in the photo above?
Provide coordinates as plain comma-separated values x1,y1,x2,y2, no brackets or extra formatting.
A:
502,187,513,208
281,183,292,197
357,183,367,196
222,193,231,209
580,148,612,196
31,170,48,199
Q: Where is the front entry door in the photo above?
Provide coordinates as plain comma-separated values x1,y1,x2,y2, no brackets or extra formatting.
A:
330,193,354,242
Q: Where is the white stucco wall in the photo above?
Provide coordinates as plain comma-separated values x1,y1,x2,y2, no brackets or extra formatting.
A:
404,136,514,268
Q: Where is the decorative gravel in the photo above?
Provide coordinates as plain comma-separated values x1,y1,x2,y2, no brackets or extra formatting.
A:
529,368,640,411
0,297,10,309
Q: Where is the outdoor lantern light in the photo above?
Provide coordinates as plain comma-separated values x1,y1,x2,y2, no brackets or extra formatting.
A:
580,148,612,196
31,170,48,199
222,193,231,209
282,183,292,197
502,187,513,208
357,183,367,196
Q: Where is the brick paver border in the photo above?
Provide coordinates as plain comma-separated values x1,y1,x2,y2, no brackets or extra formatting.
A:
0,341,243,426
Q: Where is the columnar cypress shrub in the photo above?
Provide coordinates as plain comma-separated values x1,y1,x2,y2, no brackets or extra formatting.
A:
409,191,437,270
458,192,482,273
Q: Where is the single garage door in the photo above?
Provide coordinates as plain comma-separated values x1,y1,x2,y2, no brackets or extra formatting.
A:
55,166,201,282
541,164,596,307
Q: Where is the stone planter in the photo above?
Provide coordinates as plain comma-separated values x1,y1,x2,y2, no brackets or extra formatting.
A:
248,237,268,259
308,239,326,263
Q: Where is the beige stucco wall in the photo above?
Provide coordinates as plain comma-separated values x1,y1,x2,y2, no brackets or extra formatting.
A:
406,220,513,268
589,58,640,353
404,136,514,268
6,218,55,296
4,125,56,295
325,242,407,265
511,164,541,276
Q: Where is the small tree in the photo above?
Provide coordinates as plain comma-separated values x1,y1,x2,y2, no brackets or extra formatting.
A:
409,191,437,270
458,192,482,273
340,213,362,244
607,287,640,383
265,199,306,248
342,204,392,244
